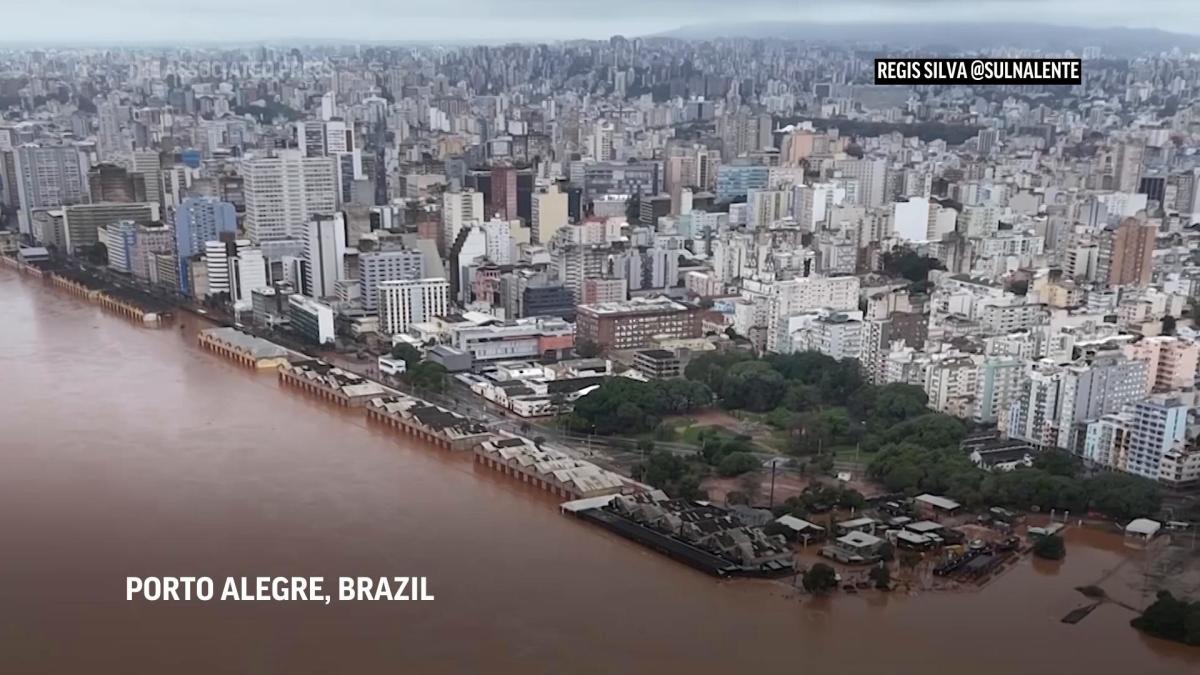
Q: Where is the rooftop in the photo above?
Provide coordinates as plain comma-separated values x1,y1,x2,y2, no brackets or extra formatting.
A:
200,327,293,360
578,296,689,316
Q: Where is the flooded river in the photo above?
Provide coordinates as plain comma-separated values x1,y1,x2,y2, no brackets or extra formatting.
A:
1,269,1197,674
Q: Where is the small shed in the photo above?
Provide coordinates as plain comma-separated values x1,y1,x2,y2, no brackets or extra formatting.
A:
1124,518,1162,542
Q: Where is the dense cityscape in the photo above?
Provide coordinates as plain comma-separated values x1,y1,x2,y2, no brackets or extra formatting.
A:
2,15,1200,670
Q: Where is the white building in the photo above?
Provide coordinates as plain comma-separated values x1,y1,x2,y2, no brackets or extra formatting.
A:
288,294,336,345
789,310,864,360
304,213,347,299
442,189,484,252
379,278,451,334
892,197,930,243
228,247,268,306
359,248,425,312
243,150,338,243
766,275,861,353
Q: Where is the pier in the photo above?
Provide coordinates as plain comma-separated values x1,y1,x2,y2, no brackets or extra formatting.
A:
278,360,387,408
198,327,296,370
474,435,626,500
366,395,491,451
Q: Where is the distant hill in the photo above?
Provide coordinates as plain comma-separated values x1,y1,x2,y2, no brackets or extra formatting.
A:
654,22,1200,55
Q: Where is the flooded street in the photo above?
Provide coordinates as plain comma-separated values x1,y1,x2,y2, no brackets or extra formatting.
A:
1,268,1197,674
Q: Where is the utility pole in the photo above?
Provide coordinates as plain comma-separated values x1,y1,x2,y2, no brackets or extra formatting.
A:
768,458,778,509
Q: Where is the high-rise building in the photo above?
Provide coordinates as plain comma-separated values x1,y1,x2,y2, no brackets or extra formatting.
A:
1124,396,1188,482
481,218,516,265
304,213,347,300
175,197,237,259
490,165,517,221
1008,353,1149,451
62,202,157,254
0,126,20,211
379,278,450,334
243,150,338,243
228,247,268,306
715,162,768,202
204,239,250,298
441,189,484,253
832,157,887,208
288,294,336,345
359,249,425,312
1105,217,1156,288
531,185,568,245
104,221,138,274
88,164,147,203
1124,336,1200,393
581,277,627,305
130,224,174,281
766,275,862,353
14,142,90,238
746,189,792,229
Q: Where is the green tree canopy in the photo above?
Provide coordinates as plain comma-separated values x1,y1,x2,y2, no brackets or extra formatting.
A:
803,563,839,594
1032,534,1066,561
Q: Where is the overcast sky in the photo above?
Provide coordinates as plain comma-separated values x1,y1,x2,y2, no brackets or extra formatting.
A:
2,0,1198,44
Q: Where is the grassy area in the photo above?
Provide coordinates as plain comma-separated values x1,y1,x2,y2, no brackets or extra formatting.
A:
832,445,874,463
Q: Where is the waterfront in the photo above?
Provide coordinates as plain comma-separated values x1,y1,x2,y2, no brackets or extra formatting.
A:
1,269,1198,674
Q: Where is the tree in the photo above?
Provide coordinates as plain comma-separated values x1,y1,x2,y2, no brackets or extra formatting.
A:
717,451,761,477
868,563,892,590
719,360,787,412
634,450,706,500
1033,534,1066,561
403,361,448,393
637,438,655,455
1131,591,1200,646
881,246,944,284
85,241,108,265
574,339,602,358
389,343,422,367
1083,473,1162,520
1162,315,1178,336
1033,450,1081,477
802,563,839,594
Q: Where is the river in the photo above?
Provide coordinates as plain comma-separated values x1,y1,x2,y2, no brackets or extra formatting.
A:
1,269,1197,674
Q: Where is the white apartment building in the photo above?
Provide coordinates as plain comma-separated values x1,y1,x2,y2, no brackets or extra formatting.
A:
789,310,863,360
203,239,250,297
228,247,267,307
442,189,484,252
359,249,425,312
766,275,861,353
243,150,338,243
925,353,980,419
379,278,450,334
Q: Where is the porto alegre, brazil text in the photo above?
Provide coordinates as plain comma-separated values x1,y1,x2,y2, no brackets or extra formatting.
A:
126,576,435,602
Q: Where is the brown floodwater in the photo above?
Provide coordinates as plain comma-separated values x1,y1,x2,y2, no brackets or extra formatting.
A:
2,269,1198,674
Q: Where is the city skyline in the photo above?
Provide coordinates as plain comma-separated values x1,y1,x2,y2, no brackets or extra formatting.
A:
2,0,1200,44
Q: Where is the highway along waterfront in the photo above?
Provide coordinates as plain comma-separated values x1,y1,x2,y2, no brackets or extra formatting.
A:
1,268,1198,674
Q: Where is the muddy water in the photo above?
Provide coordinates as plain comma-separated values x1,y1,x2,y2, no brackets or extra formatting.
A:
1,269,1197,674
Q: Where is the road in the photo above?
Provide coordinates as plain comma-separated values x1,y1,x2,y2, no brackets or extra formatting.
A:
66,256,811,485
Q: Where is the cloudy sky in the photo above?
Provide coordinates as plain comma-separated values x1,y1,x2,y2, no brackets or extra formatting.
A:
2,0,1198,44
